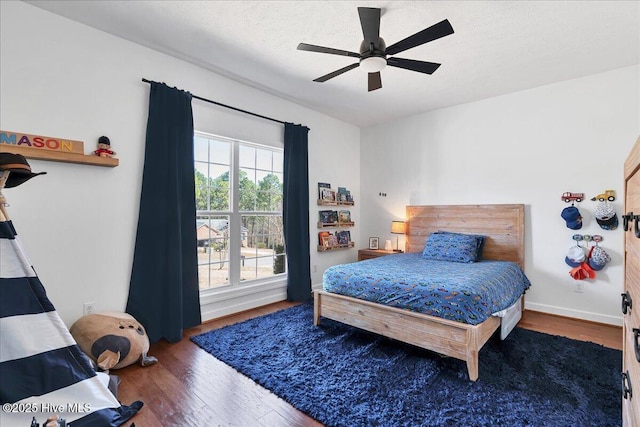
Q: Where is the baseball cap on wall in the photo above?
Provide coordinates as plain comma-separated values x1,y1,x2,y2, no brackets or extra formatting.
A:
588,246,611,271
565,245,585,268
594,202,618,230
561,206,582,230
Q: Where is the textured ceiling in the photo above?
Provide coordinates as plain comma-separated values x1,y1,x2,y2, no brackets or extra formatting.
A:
25,1,640,127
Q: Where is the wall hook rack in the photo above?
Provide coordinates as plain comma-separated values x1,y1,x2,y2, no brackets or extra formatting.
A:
561,192,584,204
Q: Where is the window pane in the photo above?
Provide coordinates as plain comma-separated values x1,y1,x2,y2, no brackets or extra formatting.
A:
273,152,283,173
195,161,208,177
208,164,231,211
195,162,210,211
197,215,230,289
209,139,230,165
239,145,255,169
256,148,272,171
259,173,282,212
209,164,229,181
241,215,286,281
239,167,257,211
194,136,208,162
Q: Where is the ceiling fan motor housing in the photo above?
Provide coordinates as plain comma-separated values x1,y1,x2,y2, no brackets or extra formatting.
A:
359,38,386,59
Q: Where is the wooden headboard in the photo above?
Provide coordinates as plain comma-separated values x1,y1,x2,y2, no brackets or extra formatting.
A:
406,204,525,269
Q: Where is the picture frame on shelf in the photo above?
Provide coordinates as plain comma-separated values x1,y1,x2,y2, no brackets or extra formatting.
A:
369,237,379,250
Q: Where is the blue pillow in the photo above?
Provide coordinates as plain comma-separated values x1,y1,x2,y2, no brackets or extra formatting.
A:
434,231,486,259
422,232,482,263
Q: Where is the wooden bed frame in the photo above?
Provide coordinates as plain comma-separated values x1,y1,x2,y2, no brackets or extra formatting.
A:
313,204,525,381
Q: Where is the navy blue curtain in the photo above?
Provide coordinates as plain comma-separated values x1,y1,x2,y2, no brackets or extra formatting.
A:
126,82,201,343
283,123,312,301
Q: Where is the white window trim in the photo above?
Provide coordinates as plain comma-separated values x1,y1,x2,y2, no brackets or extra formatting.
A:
195,131,286,299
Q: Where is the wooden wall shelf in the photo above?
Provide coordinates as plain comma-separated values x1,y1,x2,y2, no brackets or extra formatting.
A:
317,199,354,206
317,242,355,252
0,145,118,167
317,221,355,228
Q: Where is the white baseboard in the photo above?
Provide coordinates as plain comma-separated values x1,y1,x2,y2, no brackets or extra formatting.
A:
525,301,623,327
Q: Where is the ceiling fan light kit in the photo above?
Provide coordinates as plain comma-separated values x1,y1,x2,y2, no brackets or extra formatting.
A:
297,7,454,92
360,56,387,73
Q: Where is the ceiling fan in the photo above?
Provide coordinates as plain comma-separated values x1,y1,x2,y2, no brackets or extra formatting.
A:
297,7,454,92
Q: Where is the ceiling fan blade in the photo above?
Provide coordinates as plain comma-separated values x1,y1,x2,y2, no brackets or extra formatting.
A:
386,57,441,74
368,72,382,92
358,7,381,47
297,43,360,58
385,19,454,56
313,63,360,82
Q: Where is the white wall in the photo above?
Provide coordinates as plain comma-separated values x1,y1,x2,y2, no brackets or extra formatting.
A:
0,1,360,326
361,65,640,325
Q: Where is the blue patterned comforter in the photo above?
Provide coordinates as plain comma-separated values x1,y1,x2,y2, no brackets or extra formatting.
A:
322,253,531,325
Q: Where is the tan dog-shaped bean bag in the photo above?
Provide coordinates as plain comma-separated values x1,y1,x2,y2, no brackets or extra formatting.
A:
70,311,157,370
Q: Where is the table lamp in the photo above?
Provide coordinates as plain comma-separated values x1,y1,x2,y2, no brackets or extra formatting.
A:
391,221,406,252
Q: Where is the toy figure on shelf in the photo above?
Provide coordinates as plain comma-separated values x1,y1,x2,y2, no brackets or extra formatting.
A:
93,135,116,158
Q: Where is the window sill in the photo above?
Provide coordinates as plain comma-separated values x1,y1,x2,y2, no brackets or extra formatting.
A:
199,276,287,321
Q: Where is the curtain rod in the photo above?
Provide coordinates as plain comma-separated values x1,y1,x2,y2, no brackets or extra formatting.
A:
142,78,286,125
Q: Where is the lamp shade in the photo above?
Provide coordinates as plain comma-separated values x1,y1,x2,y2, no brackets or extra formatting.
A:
391,221,406,234
360,56,387,73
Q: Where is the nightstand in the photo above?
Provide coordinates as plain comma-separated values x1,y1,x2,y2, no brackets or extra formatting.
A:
357,249,397,261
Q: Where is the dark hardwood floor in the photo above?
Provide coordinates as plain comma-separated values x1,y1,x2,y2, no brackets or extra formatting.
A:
115,302,622,426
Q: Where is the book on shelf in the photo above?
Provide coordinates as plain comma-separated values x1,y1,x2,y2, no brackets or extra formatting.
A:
318,182,331,200
338,210,351,223
319,210,338,224
336,187,352,203
336,230,351,245
318,231,331,246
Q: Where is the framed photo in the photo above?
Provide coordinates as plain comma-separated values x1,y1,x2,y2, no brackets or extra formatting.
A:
369,237,379,250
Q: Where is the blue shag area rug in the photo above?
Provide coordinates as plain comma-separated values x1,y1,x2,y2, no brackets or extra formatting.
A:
191,304,621,427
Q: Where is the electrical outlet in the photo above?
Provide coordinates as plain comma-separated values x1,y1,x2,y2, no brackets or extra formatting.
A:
574,283,584,293
83,302,95,316
313,265,318,273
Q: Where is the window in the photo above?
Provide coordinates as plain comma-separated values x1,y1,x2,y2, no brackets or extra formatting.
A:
194,132,285,290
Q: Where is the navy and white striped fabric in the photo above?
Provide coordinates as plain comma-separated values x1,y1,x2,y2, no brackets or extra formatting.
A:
0,220,142,426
